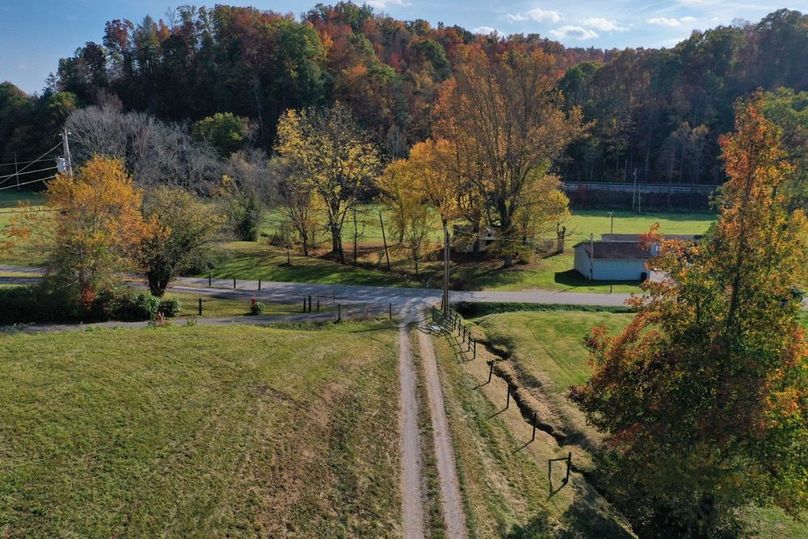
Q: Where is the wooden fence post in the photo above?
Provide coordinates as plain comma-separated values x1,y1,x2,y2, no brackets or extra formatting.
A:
488,361,494,383
208,272,212,286
532,412,537,442
233,277,236,289
337,304,341,322
258,278,261,291
317,298,320,312
389,303,392,320
565,453,572,484
198,298,202,316
505,384,510,409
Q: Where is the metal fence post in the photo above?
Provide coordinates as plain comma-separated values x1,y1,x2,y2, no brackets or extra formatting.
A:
317,298,320,312
337,304,341,322
389,303,392,320
258,278,261,291
233,277,236,289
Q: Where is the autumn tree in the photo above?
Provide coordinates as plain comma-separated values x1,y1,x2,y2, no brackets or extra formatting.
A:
8,157,152,305
378,158,433,274
137,186,222,296
382,139,464,309
570,97,808,536
436,42,585,266
275,102,381,263
512,170,571,259
270,157,322,256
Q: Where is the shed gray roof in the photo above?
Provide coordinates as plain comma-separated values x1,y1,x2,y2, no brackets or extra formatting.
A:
574,241,653,260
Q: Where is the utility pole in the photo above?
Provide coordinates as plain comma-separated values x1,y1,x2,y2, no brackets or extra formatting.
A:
352,208,358,267
379,211,391,272
61,128,73,177
631,168,637,212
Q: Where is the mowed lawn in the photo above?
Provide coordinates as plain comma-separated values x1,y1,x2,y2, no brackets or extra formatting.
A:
216,208,715,293
0,192,47,267
0,322,400,537
473,309,808,537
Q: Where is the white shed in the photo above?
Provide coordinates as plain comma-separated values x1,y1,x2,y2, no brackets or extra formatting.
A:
573,240,653,281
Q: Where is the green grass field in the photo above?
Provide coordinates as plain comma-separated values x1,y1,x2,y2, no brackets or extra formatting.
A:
470,309,808,537
1,193,716,292
0,322,400,537
225,207,716,293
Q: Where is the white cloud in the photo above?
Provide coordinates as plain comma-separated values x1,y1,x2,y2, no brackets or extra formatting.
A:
647,15,699,28
583,17,627,32
507,8,562,24
473,26,499,34
365,0,410,9
550,25,599,40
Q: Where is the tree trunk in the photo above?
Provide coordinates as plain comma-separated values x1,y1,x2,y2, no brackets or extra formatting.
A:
330,223,344,264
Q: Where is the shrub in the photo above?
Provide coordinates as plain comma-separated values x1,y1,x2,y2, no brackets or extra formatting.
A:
250,298,265,315
158,298,182,317
111,292,161,321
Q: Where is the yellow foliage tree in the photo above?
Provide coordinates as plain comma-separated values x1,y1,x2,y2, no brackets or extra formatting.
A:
275,103,381,264
380,139,464,308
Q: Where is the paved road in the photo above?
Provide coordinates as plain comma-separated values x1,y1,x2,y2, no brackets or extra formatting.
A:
172,275,634,310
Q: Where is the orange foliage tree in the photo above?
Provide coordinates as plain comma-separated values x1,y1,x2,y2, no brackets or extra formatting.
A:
9,157,152,304
570,96,808,535
435,42,585,266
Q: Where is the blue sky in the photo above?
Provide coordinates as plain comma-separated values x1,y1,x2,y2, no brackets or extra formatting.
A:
2,0,806,94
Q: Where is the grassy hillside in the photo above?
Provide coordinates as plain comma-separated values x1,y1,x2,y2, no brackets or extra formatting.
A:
432,334,634,537
0,322,400,537
470,309,808,537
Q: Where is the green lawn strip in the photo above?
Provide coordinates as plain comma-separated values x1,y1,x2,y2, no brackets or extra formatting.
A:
162,290,325,318
0,322,400,537
205,241,418,287
432,334,633,537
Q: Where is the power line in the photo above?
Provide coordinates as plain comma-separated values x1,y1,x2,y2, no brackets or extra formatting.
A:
0,174,57,192
0,166,58,183
0,157,61,167
12,142,63,176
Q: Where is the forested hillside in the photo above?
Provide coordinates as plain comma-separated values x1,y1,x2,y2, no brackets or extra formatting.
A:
1,3,806,189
